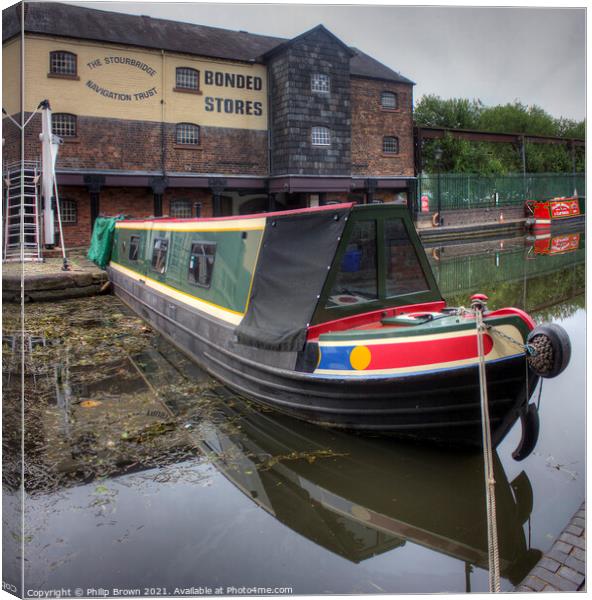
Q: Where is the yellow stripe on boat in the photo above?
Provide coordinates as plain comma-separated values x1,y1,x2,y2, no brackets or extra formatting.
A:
116,218,266,233
110,261,244,325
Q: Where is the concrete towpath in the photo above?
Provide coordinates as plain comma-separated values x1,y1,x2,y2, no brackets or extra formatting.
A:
2,254,108,302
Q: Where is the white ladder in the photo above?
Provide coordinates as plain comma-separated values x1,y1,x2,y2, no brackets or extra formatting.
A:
3,160,43,262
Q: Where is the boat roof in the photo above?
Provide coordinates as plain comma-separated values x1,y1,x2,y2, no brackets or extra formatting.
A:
116,203,355,226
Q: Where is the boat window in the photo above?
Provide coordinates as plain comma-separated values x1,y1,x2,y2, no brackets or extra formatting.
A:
129,236,140,261
151,238,169,274
385,219,429,297
188,242,216,288
326,220,378,307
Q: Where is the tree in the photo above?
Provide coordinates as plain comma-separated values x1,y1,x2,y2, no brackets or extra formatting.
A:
414,96,585,174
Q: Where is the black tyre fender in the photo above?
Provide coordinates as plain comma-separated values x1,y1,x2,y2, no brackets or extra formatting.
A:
512,404,540,462
527,323,571,378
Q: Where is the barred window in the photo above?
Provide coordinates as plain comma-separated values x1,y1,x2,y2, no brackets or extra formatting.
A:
311,126,331,146
381,92,398,109
170,199,193,218
311,73,330,93
176,123,200,145
49,51,77,76
383,136,399,154
59,199,77,223
52,114,77,137
176,67,200,91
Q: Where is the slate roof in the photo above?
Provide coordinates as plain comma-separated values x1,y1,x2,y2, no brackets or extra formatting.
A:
3,1,414,84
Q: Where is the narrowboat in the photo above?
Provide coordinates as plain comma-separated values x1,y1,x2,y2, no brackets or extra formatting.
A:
525,196,585,232
103,202,570,446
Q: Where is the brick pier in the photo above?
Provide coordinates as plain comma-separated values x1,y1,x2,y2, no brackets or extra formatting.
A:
516,503,585,592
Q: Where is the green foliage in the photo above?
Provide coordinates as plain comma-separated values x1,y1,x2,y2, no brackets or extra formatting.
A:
415,96,585,175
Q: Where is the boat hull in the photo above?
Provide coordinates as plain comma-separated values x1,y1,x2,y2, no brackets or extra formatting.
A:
525,197,585,232
109,265,538,447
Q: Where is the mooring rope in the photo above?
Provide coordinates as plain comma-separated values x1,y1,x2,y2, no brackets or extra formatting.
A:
474,304,501,593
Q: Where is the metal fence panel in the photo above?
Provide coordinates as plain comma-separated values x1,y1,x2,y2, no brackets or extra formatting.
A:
418,173,585,212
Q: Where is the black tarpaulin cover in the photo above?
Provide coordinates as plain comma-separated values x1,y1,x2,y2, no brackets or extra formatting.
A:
236,205,352,351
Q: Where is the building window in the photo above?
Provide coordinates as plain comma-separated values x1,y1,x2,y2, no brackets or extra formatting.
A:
59,199,77,223
188,242,216,288
381,91,398,109
383,136,399,154
170,198,193,218
52,113,77,138
151,238,169,273
311,126,331,146
129,235,140,261
49,51,77,77
175,67,200,92
176,123,200,145
311,73,330,93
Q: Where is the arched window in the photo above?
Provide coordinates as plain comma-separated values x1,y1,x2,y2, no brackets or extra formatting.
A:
49,51,77,77
175,67,200,92
311,126,331,146
381,91,398,109
176,123,200,145
52,113,77,137
383,136,399,154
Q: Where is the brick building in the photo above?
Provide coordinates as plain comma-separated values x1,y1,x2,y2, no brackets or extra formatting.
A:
3,2,416,247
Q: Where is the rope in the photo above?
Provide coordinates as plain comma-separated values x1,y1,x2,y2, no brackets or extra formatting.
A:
474,306,501,592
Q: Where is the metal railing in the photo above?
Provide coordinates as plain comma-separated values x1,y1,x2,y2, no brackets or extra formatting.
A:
418,173,586,212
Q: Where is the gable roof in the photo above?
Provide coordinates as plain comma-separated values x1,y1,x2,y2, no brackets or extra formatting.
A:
260,24,356,60
2,1,414,84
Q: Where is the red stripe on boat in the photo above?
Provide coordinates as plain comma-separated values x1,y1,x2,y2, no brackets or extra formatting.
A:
364,333,494,370
307,300,447,339
115,202,355,225
485,307,536,331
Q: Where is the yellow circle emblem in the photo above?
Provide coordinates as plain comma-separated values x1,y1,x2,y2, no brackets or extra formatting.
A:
349,345,372,370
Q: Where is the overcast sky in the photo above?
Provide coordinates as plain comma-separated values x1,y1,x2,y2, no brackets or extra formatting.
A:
67,1,586,121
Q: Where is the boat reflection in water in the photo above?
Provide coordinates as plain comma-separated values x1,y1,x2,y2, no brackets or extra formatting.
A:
194,386,542,588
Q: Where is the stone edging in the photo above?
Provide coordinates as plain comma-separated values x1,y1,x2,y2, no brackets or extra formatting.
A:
515,502,585,592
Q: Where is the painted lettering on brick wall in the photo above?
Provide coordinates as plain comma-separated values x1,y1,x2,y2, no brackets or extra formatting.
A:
203,70,264,117
85,56,158,101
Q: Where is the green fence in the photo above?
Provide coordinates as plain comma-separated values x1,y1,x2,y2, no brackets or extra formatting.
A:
418,173,585,212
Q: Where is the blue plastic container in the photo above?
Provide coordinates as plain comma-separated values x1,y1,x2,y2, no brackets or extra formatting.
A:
341,249,362,272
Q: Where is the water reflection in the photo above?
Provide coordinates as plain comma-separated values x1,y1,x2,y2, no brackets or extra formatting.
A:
2,230,585,595
425,231,585,319
17,336,542,592
197,394,542,585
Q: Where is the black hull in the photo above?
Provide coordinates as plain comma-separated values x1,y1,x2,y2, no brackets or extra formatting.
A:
109,267,538,446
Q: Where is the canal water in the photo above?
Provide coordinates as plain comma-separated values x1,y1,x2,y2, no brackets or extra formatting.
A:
2,231,585,595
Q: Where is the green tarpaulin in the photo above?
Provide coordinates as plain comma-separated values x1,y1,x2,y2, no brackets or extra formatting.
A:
87,216,123,269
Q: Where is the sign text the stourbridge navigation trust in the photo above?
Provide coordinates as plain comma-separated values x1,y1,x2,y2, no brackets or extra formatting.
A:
85,56,158,102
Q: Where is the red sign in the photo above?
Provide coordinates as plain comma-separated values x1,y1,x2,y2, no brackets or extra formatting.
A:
550,234,580,254
550,199,580,218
